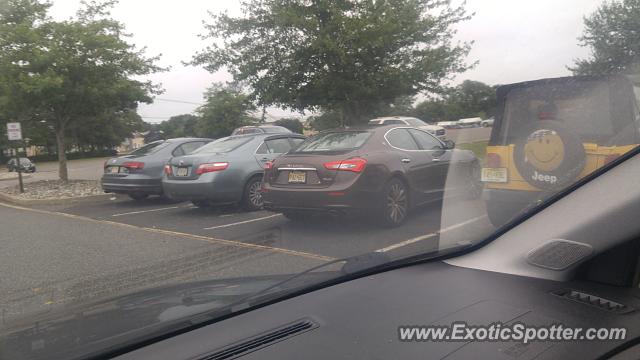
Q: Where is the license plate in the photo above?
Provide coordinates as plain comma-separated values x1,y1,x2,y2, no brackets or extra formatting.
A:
176,167,189,177
481,168,508,183
288,171,306,183
107,166,120,174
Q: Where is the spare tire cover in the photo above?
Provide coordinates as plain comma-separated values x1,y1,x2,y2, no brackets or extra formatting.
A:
513,120,586,191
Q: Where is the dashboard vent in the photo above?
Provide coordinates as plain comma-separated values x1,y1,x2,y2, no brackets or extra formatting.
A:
199,318,318,360
553,289,630,313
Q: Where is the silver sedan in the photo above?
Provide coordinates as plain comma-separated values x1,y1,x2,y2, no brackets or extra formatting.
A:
162,133,306,210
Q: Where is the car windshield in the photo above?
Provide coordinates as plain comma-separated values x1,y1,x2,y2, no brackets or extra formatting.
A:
192,136,253,153
128,141,167,156
292,131,371,152
3,0,640,359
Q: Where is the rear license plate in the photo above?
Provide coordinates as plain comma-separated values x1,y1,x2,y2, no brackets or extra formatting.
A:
288,171,306,183
481,168,507,183
176,167,189,177
107,166,120,174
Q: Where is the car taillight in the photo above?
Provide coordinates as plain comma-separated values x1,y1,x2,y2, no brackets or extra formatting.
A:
123,161,145,169
604,154,620,165
323,158,367,172
264,160,274,170
164,165,172,175
486,153,501,168
196,162,229,175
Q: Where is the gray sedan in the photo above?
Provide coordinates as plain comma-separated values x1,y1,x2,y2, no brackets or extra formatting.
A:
162,133,306,210
102,138,212,200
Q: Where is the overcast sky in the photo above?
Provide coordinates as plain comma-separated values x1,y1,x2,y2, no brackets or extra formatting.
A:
48,0,604,123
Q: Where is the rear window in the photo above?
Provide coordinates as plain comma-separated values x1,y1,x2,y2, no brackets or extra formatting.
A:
293,131,371,152
193,136,253,154
128,141,167,156
500,80,613,143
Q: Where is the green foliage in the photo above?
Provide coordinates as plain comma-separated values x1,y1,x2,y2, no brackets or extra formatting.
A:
0,0,163,180
195,86,257,138
571,0,640,75
273,117,304,133
414,80,496,122
192,0,472,125
154,114,200,138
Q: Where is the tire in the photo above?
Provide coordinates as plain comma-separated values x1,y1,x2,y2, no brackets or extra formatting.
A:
378,178,410,227
128,193,149,201
191,200,211,208
465,161,483,199
241,176,263,211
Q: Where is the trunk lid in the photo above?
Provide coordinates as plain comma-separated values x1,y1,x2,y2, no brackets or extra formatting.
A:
267,150,358,188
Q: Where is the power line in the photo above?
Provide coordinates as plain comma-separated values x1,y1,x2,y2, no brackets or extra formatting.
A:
154,98,204,106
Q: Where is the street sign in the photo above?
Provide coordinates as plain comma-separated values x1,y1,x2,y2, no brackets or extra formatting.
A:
7,122,22,141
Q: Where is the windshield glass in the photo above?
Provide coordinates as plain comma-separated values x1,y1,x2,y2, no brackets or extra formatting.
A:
2,0,640,359
293,132,371,152
192,136,253,153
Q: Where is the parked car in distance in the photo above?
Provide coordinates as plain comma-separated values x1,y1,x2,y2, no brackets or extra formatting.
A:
262,125,481,227
6,157,36,172
163,133,306,210
102,138,212,200
368,116,446,141
231,125,293,135
436,121,461,129
481,117,494,127
457,117,483,128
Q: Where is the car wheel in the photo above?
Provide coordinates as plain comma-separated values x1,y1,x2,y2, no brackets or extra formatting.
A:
241,176,263,211
128,193,149,201
191,200,211,208
465,161,483,199
379,178,410,227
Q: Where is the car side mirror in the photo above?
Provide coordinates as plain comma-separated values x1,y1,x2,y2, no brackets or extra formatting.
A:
443,139,455,149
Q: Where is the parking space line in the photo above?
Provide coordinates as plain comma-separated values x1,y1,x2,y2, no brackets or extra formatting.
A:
204,214,283,230
0,202,334,262
375,215,487,253
111,205,187,217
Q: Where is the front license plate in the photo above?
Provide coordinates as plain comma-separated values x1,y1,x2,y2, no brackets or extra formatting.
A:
288,171,306,183
107,166,120,174
176,167,189,177
481,168,508,183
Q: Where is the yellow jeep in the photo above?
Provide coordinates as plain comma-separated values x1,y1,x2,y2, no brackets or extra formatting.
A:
482,75,640,226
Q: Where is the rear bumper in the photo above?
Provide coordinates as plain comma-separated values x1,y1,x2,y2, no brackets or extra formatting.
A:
101,176,163,195
262,185,379,214
162,173,242,203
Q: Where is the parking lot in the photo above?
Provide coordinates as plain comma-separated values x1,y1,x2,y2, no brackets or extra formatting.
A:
0,127,494,322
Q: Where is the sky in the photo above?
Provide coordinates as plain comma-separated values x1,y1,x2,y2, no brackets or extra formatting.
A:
48,0,605,124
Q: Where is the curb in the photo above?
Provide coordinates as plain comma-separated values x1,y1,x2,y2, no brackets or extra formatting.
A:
0,173,33,182
0,192,113,206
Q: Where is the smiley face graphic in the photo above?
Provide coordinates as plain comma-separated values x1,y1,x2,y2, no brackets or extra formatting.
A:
523,129,565,172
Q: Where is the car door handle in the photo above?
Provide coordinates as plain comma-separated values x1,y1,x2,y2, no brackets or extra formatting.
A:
432,157,442,162
401,158,411,163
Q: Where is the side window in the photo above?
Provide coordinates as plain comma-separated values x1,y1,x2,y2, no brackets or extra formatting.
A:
265,138,292,154
256,142,269,154
172,146,185,157
386,129,419,150
409,129,442,150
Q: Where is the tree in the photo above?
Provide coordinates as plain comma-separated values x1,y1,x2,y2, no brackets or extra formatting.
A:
195,85,257,138
155,114,200,138
191,0,472,125
0,0,163,181
414,80,496,122
571,0,640,75
274,118,304,134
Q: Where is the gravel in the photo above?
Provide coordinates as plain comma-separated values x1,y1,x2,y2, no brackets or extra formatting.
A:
1,180,104,199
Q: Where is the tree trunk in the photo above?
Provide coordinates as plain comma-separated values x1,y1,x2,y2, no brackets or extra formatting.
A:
55,124,68,182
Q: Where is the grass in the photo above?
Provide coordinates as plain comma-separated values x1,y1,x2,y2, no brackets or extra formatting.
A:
456,140,488,163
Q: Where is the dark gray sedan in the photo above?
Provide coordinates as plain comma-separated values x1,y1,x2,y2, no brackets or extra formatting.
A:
102,138,212,200
162,133,306,210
